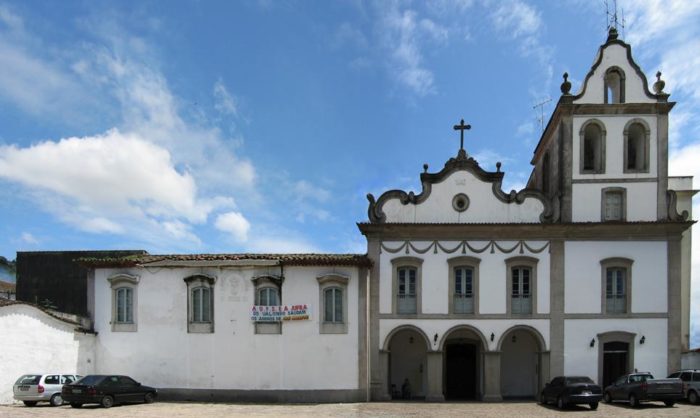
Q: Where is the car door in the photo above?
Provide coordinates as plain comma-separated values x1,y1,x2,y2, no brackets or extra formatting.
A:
610,376,627,400
119,376,142,402
44,375,61,397
104,376,124,402
548,377,563,402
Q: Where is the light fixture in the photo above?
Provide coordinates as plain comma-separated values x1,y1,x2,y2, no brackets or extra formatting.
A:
434,333,438,345
490,333,495,342
409,336,414,344
511,335,517,343
590,339,595,348
640,336,646,345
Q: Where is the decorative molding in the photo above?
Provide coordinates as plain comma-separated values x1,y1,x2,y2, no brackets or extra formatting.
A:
666,190,689,221
379,240,550,255
367,151,553,224
572,178,656,184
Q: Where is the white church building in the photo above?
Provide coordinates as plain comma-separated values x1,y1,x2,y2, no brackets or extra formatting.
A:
76,27,694,402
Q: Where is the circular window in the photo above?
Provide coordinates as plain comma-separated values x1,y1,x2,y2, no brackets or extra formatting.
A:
452,193,470,212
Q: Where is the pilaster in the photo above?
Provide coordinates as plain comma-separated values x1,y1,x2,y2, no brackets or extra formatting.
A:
425,351,445,401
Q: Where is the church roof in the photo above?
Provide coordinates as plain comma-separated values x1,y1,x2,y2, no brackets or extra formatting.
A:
78,253,372,268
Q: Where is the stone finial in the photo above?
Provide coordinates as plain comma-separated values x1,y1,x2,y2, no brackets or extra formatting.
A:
560,72,572,95
496,162,502,173
423,163,429,173
653,71,666,94
607,27,618,42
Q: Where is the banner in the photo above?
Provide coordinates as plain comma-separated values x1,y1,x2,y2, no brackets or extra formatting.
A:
250,304,311,322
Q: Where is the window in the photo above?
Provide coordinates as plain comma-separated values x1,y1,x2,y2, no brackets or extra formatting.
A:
601,187,626,221
184,275,215,333
542,153,550,194
45,375,59,385
108,274,139,332
580,120,606,174
600,258,633,314
252,275,284,334
505,257,538,316
317,273,349,334
604,67,625,104
391,257,423,315
448,256,480,315
623,120,650,173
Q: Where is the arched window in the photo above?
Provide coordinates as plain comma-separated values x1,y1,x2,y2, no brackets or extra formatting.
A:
115,287,133,323
624,120,650,173
258,287,279,306
252,275,284,334
604,67,625,104
184,274,216,333
108,273,139,332
580,120,606,174
317,273,349,334
191,286,211,323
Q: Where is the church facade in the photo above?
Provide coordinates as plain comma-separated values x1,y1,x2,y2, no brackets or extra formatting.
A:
78,28,694,402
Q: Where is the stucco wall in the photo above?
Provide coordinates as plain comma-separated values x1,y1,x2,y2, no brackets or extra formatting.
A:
0,304,95,404
572,182,658,222
93,265,361,391
379,241,550,315
564,241,668,314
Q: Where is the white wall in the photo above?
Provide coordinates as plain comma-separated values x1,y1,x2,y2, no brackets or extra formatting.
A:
379,241,550,315
564,241,668,314
93,265,361,391
564,319,668,381
574,43,655,104
381,171,544,224
0,304,95,404
572,182,658,222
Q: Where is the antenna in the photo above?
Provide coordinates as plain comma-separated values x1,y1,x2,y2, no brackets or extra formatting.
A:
604,0,625,33
533,98,552,133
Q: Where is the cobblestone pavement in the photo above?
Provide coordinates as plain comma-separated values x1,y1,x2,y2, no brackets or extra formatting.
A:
0,401,698,418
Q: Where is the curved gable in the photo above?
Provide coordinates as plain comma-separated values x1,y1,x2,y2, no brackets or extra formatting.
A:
367,150,551,224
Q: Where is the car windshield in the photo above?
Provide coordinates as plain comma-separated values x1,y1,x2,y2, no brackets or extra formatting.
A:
566,377,594,384
74,375,105,386
15,375,41,385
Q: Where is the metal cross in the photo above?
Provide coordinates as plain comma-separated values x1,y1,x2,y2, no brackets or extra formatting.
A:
453,119,471,151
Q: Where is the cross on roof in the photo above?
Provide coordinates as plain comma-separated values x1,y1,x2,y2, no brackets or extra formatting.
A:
453,119,471,151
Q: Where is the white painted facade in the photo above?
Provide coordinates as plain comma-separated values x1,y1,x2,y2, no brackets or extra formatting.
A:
0,302,95,404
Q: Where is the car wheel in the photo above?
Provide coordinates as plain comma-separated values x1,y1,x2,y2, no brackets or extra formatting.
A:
663,401,675,407
101,395,114,408
603,392,612,403
70,403,82,408
144,392,156,404
22,401,38,407
557,396,566,409
590,402,599,410
689,390,699,405
50,393,63,407
629,393,639,408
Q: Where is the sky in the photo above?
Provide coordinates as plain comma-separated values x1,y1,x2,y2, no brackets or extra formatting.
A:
0,1,698,345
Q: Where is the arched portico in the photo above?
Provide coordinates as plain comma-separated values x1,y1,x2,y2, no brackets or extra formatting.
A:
439,325,489,400
498,325,548,399
382,325,432,400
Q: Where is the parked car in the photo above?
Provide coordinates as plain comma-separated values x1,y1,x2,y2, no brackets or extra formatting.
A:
13,374,82,407
603,372,683,407
667,369,700,404
540,376,602,409
62,375,157,408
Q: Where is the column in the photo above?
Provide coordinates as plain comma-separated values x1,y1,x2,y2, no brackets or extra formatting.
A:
425,351,445,402
483,351,502,402
374,350,391,401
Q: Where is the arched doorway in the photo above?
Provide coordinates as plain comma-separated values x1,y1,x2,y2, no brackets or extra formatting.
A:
499,326,545,399
597,331,635,388
386,327,430,399
440,326,487,400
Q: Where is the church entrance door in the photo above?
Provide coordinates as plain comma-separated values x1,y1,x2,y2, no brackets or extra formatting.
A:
602,341,629,388
445,342,477,399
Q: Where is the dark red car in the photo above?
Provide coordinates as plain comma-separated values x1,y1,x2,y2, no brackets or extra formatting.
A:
61,375,157,408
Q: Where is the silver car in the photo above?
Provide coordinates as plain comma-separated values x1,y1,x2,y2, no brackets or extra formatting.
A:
13,374,82,406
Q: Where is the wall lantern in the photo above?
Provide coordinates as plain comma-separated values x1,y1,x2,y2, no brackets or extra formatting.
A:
490,333,495,342
409,336,414,344
590,339,595,348
640,336,646,345
433,333,439,345
511,335,517,343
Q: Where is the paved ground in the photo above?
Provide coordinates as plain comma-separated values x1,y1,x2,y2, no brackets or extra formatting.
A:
0,401,698,418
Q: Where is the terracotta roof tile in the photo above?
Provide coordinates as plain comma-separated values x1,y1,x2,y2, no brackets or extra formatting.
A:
78,253,372,267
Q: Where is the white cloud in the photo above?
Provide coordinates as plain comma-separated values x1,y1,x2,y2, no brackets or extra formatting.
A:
213,79,238,117
215,211,251,242
20,232,38,245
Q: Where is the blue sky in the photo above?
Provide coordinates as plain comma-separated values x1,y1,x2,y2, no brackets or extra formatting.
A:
0,1,699,344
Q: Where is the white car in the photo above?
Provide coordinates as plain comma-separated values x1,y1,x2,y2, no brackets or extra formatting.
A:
13,374,82,406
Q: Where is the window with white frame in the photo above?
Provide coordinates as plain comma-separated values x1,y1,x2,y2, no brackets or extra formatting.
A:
184,275,215,333
317,273,349,334
108,274,139,332
252,275,283,334
391,257,423,315
602,187,626,221
505,256,538,316
601,258,633,314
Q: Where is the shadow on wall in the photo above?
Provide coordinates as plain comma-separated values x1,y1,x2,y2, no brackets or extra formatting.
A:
0,302,95,404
